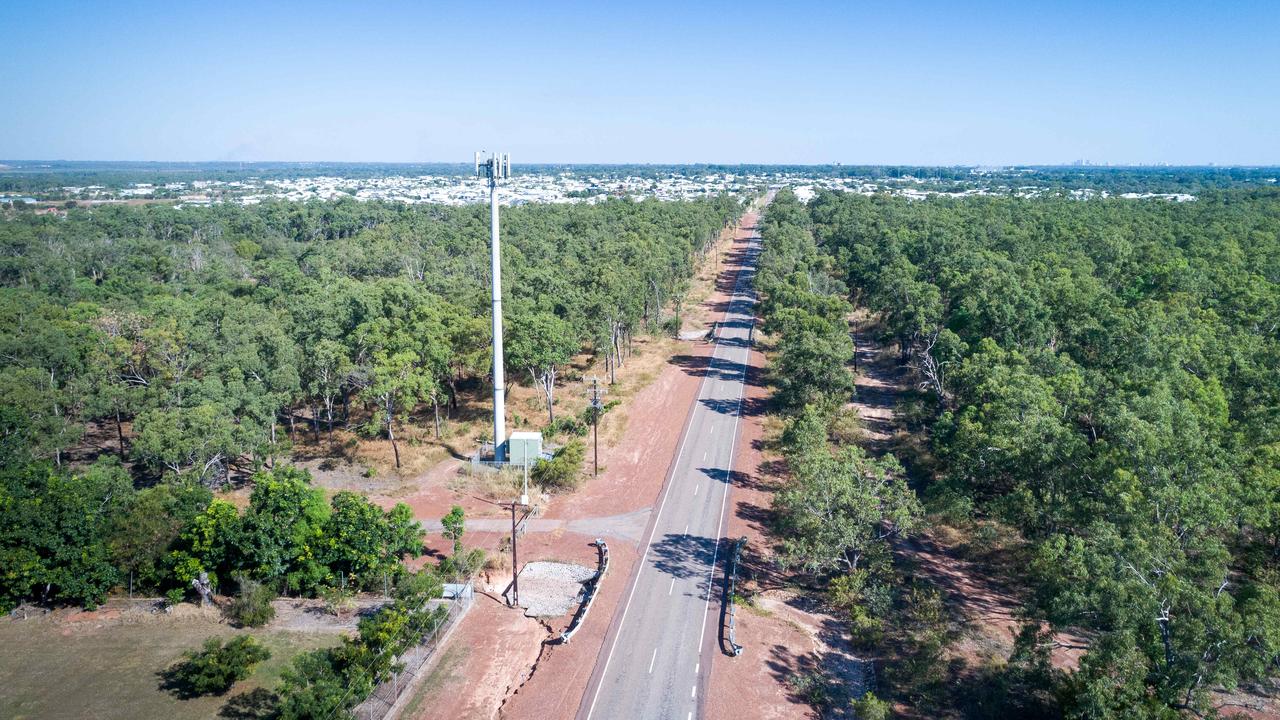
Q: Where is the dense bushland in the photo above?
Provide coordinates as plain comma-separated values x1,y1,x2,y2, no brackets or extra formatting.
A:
0,195,738,611
754,192,923,712
760,187,1280,717
0,195,737,480
0,437,422,610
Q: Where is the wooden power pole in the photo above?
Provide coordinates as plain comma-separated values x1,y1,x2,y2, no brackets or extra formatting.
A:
587,376,605,477
506,501,532,606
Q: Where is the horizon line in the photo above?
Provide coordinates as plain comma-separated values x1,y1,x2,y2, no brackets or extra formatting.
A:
4,159,1280,170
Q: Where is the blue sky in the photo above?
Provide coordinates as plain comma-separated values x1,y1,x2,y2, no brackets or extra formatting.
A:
1,0,1277,164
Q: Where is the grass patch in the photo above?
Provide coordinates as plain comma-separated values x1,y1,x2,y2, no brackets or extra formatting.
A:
0,608,338,720
399,642,468,719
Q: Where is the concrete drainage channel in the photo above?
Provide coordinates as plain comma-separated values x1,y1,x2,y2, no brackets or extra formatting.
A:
560,539,610,644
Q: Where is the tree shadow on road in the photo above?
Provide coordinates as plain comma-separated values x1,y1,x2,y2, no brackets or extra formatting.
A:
697,466,732,486
649,532,719,598
697,395,769,417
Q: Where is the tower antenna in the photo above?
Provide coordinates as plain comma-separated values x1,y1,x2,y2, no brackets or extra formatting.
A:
477,151,511,462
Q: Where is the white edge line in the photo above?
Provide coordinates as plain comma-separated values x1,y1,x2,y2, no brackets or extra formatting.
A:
585,274,737,720
694,330,746,653
693,235,757,694
586,227,758,720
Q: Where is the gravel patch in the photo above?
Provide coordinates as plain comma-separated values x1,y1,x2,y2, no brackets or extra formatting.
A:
517,562,596,617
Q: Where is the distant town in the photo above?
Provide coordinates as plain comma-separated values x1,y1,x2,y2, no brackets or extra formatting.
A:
2,162,1262,210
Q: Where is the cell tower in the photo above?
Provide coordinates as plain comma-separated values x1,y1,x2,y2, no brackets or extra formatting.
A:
476,151,511,462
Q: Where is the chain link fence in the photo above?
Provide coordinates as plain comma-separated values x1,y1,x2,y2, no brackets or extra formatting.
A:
351,582,475,720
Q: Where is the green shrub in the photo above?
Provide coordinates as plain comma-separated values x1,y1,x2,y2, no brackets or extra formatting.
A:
439,547,486,582
923,479,974,526
232,239,261,260
165,635,270,697
828,570,891,645
319,585,356,616
275,574,449,716
548,416,588,437
224,575,276,627
787,670,834,707
827,406,863,446
276,649,354,719
394,569,444,604
531,441,585,491
850,691,890,720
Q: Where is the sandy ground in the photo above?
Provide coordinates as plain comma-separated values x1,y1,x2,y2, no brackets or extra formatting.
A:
397,595,548,720
268,596,392,633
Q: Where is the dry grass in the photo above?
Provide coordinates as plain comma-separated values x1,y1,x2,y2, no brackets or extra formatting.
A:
399,642,468,720
448,465,522,504
681,219,741,332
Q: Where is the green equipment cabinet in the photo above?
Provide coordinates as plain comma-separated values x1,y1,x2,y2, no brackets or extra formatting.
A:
506,431,543,466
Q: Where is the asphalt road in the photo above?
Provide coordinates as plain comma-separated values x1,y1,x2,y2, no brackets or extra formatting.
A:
579,219,760,720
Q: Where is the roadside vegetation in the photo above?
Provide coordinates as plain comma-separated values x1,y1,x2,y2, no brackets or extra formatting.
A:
0,192,741,718
756,187,1280,717
0,194,738,610
754,192,923,713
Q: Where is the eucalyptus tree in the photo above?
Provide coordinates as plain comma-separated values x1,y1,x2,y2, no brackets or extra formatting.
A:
763,186,1280,715
352,279,448,467
507,309,577,424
